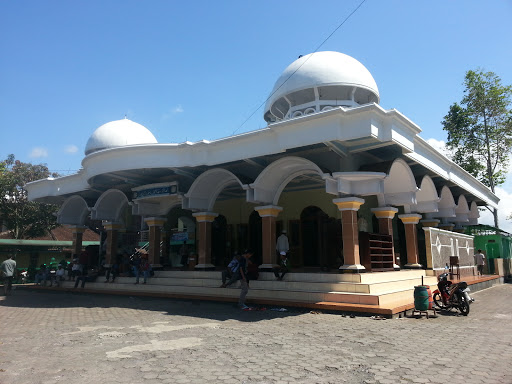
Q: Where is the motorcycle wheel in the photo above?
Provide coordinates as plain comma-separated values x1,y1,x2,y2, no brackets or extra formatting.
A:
433,292,447,310
458,295,470,316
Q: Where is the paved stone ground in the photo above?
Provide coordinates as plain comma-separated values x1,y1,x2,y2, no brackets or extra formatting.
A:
0,284,511,384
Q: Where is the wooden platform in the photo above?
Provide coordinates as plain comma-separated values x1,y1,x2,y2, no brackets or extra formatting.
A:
24,270,502,317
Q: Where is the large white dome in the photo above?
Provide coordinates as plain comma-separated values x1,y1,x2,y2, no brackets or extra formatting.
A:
85,118,158,155
264,51,379,123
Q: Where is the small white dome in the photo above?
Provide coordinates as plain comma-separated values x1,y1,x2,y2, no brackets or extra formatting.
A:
264,51,379,123
85,118,158,155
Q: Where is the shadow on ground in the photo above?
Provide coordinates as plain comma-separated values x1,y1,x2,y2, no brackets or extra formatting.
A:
0,286,313,323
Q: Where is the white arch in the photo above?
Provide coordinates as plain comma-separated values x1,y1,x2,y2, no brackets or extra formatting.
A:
433,186,456,218
91,189,129,222
250,156,325,205
413,175,440,213
383,158,418,206
468,201,480,225
184,168,247,211
453,194,470,223
57,195,90,225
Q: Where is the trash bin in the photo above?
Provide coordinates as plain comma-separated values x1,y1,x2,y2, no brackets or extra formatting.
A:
414,285,433,311
188,255,197,271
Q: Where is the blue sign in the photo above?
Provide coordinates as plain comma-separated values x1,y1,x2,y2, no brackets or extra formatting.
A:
133,185,178,199
171,232,189,242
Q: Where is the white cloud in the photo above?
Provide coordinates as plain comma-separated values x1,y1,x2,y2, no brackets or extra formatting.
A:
161,105,184,120
426,138,452,159
65,145,78,154
172,105,184,113
29,147,48,158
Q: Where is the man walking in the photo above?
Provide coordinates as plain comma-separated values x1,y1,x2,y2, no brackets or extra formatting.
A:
474,249,486,276
238,250,252,309
1,255,17,295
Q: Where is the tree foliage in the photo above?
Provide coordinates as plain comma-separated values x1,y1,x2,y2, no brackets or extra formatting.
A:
0,154,60,239
442,70,512,227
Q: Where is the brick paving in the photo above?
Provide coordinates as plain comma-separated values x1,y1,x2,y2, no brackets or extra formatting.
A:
0,283,511,384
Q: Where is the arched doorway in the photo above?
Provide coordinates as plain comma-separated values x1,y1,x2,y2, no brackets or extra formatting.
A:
300,206,340,270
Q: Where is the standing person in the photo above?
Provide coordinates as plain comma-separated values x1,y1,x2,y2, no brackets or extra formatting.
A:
238,249,251,309
220,253,240,287
474,249,486,276
104,258,120,283
179,241,189,270
273,251,289,281
135,254,151,284
1,255,16,295
276,230,289,257
78,250,89,273
71,259,82,281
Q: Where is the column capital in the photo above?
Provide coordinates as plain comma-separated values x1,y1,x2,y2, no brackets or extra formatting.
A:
67,225,87,234
398,213,422,225
438,222,455,231
103,222,124,231
254,205,283,217
333,197,365,211
371,207,398,219
421,219,440,228
192,212,218,223
144,217,167,227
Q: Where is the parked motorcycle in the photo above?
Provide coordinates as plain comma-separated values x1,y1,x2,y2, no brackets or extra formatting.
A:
433,273,473,316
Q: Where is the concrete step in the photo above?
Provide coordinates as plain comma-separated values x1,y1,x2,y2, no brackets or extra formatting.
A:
152,269,429,284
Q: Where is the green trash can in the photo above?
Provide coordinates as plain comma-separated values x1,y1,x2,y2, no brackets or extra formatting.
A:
414,285,433,311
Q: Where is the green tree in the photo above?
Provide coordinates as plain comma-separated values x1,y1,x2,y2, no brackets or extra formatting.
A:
442,70,512,228
0,154,60,239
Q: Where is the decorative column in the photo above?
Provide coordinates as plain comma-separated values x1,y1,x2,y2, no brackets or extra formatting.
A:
398,214,423,268
103,222,123,267
144,217,167,267
254,205,283,271
371,207,400,270
192,212,218,271
421,219,440,228
333,197,365,273
69,225,87,259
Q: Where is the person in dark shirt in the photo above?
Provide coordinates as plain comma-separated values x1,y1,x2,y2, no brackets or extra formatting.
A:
220,253,240,287
237,250,252,309
74,268,99,288
104,258,120,283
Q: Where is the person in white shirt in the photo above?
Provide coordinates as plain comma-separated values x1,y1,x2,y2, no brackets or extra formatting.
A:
474,249,486,276
276,230,289,256
54,265,66,287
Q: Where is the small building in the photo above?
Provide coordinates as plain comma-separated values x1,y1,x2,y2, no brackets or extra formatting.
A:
26,51,498,280
0,226,100,269
465,225,512,274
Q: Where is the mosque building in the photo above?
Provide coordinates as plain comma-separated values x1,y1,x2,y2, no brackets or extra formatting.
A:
26,51,498,283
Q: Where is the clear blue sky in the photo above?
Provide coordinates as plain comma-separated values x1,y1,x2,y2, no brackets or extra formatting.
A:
1,0,512,227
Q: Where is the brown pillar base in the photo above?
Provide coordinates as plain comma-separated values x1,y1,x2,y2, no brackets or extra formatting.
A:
404,263,423,269
339,264,367,273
